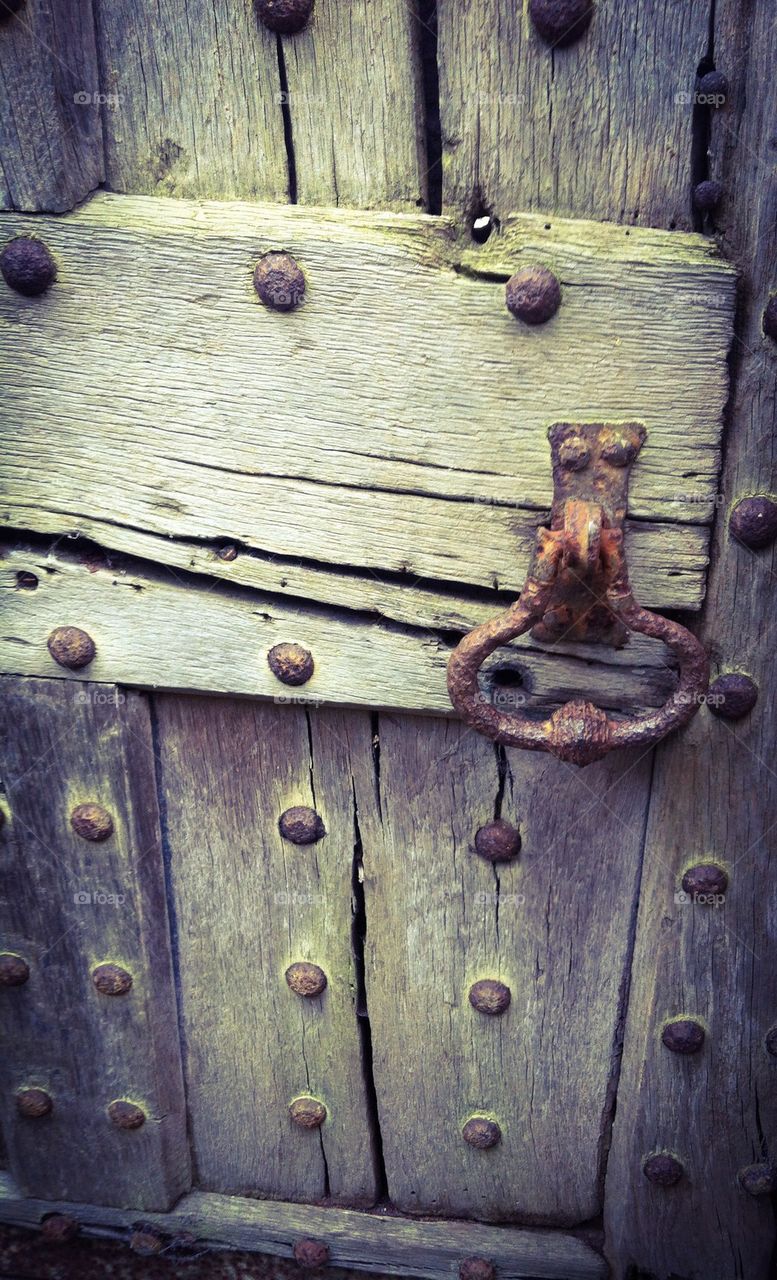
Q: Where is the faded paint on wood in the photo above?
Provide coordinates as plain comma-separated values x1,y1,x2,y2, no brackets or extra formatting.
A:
352,714,653,1224
0,546,683,718
95,0,288,201
0,678,189,1209
0,1173,608,1279
603,1,777,1275
437,0,709,230
281,0,427,209
152,696,378,1206
0,0,103,211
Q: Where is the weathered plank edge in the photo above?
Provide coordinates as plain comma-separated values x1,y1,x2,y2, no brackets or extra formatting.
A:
0,1175,606,1279
10,191,736,275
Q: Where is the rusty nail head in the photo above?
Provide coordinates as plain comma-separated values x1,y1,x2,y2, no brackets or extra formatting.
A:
130,1228,165,1256
528,0,594,46
681,863,728,899
0,236,56,296
218,544,238,562
16,1088,53,1118
108,1099,146,1130
738,1162,777,1196
268,642,314,686
459,1260,496,1280
707,673,758,721
293,1238,330,1268
505,265,561,325
765,1025,777,1057
279,804,326,844
729,496,777,549
0,952,30,986
289,1095,327,1129
693,180,723,212
474,818,521,864
558,435,590,471
40,1214,79,1244
661,1017,705,1055
255,0,314,35
462,1116,501,1150
643,1152,684,1186
71,802,114,842
763,297,777,341
254,251,306,310
47,625,96,670
92,962,133,996
600,431,638,467
698,69,729,103
286,961,327,998
469,978,511,1016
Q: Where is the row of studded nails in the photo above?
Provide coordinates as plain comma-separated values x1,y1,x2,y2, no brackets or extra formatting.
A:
33,1211,497,1278
39,622,764,720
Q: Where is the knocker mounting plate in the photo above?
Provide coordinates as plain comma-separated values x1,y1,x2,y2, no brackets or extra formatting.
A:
447,423,709,766
532,421,645,647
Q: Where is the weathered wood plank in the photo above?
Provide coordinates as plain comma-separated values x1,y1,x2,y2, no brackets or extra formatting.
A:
352,714,653,1224
0,1174,608,1279
603,1,777,1274
152,696,378,1206
281,0,427,209
0,546,683,717
0,678,189,1209
94,0,288,200
0,198,734,609
437,0,709,229
0,0,103,211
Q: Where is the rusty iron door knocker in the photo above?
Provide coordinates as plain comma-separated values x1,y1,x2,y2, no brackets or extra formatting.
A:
447,423,710,767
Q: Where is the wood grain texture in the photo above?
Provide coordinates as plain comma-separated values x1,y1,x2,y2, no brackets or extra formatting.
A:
0,194,734,624
94,0,287,201
437,0,709,229
281,0,427,209
0,1174,608,1279
152,697,378,1206
603,2,777,1275
0,0,103,211
351,713,653,1224
0,678,189,1209
0,546,684,718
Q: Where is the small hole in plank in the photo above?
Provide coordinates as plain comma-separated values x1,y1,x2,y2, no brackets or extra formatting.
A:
489,666,526,689
16,571,38,590
472,212,495,244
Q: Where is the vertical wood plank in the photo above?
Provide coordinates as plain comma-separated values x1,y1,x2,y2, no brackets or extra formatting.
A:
0,0,103,211
152,695,379,1207
281,1,427,209
437,0,709,227
95,0,288,199
0,678,189,1209
353,713,653,1224
603,2,777,1273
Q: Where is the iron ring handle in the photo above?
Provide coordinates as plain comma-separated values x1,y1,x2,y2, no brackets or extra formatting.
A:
446,528,710,767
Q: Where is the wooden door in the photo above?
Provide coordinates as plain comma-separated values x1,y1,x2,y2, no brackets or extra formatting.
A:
0,2,775,1277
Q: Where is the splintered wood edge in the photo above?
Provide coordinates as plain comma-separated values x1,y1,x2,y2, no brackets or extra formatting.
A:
0,1175,606,1279
26,192,738,275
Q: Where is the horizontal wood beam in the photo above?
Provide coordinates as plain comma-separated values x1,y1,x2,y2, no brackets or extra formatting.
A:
0,1174,607,1279
2,545,684,716
0,194,734,628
